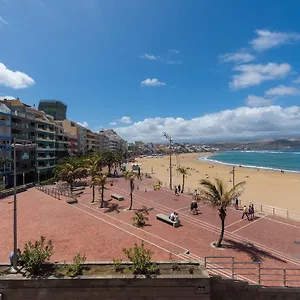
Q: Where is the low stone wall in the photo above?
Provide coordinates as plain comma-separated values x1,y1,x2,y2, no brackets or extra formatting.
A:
1,270,300,300
0,275,210,300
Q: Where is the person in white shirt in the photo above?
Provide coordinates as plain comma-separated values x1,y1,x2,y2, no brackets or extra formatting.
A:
169,212,175,221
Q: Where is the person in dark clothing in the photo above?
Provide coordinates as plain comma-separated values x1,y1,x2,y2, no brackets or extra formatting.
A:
178,185,181,193
190,200,198,215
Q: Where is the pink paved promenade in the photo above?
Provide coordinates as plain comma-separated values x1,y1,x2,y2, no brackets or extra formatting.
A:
1,178,300,286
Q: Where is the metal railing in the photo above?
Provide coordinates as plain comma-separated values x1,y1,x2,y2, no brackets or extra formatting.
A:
204,256,300,287
36,185,72,200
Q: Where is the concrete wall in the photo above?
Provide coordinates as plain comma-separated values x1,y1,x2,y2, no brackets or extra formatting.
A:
0,276,210,300
1,274,300,300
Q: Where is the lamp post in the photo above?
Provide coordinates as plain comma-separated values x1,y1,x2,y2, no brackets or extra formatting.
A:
232,166,235,188
163,132,173,190
10,139,36,272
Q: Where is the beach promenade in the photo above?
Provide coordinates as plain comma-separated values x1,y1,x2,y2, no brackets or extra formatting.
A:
1,177,300,287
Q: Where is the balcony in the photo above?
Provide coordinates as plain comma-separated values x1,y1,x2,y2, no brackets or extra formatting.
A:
36,155,56,160
12,134,29,140
36,136,55,142
36,126,55,134
11,123,29,130
37,164,55,170
36,146,55,152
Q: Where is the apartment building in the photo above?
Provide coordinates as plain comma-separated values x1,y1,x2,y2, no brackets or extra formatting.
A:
98,129,127,153
38,100,67,121
0,103,12,180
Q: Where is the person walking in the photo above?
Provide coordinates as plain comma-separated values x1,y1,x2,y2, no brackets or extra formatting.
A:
235,197,239,210
175,186,178,195
241,205,250,220
178,185,181,193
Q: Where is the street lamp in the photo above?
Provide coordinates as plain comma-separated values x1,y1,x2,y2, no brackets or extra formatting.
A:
10,139,36,272
163,132,173,190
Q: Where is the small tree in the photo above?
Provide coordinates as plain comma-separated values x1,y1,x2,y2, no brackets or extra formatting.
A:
21,236,54,276
94,173,108,208
123,241,157,275
199,178,245,247
176,166,188,193
132,211,149,228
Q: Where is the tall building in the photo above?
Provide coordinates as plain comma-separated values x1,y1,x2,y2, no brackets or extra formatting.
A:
98,129,127,153
38,100,67,121
0,103,12,178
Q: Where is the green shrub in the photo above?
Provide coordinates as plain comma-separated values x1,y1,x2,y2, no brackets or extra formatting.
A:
22,236,54,276
66,253,86,277
112,259,123,273
123,241,158,276
40,177,56,186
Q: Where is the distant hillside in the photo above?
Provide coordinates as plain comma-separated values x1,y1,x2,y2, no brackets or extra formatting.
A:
205,138,300,151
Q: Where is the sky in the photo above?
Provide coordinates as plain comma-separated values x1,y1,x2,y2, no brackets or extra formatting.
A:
1,0,300,143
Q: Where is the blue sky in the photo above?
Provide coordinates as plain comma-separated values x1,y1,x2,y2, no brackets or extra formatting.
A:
1,0,300,142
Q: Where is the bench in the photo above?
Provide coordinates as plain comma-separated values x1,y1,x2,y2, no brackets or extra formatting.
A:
66,198,78,204
156,214,180,227
111,194,124,201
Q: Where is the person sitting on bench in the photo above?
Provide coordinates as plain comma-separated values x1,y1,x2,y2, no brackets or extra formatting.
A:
174,212,180,222
169,211,175,221
190,200,198,215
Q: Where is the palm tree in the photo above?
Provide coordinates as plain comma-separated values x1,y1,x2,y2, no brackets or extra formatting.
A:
176,166,188,193
94,173,108,208
54,158,88,192
132,211,149,228
124,171,140,210
199,178,245,248
85,154,103,203
101,150,117,174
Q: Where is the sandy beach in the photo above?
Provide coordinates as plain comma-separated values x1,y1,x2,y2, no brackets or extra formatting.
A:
135,153,300,213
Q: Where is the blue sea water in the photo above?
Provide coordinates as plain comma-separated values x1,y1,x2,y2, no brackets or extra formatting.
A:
200,150,300,173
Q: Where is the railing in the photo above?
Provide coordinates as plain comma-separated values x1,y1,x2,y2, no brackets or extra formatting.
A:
204,256,300,287
36,185,73,200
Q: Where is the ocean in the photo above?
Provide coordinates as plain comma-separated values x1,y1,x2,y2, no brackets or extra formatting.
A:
200,150,300,173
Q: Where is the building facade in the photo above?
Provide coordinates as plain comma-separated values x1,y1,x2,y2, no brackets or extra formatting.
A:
38,100,67,121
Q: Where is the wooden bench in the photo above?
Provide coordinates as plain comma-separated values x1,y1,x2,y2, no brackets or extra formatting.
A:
111,194,124,201
156,214,180,227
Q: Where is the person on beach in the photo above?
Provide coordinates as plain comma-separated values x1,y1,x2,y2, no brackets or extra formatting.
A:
241,205,250,220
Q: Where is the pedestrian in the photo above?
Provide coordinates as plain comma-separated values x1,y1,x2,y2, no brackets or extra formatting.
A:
251,204,255,219
175,186,178,195
241,205,250,220
178,185,181,193
190,200,198,215
248,205,253,220
235,197,239,210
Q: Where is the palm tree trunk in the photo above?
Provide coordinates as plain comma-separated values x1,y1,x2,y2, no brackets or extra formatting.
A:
100,186,104,208
182,174,185,193
216,214,226,247
91,184,95,203
129,191,133,210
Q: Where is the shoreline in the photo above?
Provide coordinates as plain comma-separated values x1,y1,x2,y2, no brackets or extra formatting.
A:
201,151,300,174
136,153,300,212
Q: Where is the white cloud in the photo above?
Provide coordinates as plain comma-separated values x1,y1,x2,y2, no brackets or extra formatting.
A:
114,106,300,142
219,52,255,64
0,17,8,27
0,63,35,89
119,116,132,124
265,85,300,96
250,29,300,51
77,121,88,128
0,96,16,100
109,122,117,126
141,78,166,87
293,77,300,84
230,63,291,89
140,53,159,60
245,95,274,107
169,49,180,54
